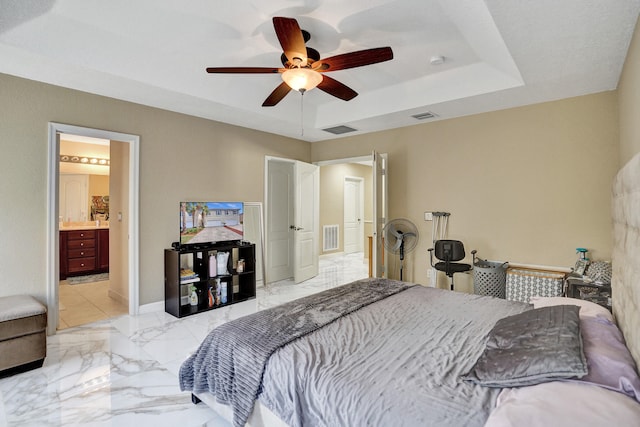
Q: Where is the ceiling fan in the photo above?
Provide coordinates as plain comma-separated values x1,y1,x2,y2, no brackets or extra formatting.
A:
205,17,394,107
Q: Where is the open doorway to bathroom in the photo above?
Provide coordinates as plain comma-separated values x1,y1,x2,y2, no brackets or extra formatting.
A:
47,122,140,335
57,134,128,329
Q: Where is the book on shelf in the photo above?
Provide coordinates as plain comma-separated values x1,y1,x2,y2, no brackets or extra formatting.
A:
180,268,199,284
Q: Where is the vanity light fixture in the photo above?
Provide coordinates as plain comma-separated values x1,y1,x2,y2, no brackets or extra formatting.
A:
60,154,110,166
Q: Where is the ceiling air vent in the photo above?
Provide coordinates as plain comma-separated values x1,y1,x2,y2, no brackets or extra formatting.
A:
322,125,358,135
411,111,437,120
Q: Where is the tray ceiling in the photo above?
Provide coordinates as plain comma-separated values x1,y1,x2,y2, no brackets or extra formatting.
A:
1,0,638,141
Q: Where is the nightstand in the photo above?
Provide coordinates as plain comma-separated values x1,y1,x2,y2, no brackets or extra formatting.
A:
565,278,612,312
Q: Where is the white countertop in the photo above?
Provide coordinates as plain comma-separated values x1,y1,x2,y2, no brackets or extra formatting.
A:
60,222,109,231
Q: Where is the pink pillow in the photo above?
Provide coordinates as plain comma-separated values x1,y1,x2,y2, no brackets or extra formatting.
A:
530,296,613,322
570,316,640,401
530,296,640,401
486,382,640,427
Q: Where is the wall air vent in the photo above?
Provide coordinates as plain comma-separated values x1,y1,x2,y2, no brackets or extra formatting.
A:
411,111,438,120
322,125,358,135
323,225,339,251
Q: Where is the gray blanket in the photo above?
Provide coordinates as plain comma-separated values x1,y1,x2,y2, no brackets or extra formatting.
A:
259,286,532,426
179,277,412,427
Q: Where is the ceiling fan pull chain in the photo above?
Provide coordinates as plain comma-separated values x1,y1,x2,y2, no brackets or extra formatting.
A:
300,91,305,137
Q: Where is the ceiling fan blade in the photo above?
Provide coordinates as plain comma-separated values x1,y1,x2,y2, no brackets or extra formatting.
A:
315,47,393,72
206,67,283,74
273,17,307,66
262,82,292,107
317,75,358,101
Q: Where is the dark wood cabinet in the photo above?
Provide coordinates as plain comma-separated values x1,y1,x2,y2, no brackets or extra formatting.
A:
59,232,68,279
97,229,110,272
59,229,109,279
164,242,256,318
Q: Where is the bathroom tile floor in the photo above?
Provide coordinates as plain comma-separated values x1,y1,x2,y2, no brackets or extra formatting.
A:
59,280,129,329
0,252,368,427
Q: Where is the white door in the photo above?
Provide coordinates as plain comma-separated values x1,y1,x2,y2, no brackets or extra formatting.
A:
372,151,388,278
59,174,88,222
266,160,294,283
343,177,363,254
293,160,319,283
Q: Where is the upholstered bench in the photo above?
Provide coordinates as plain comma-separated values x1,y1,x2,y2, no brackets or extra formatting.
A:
0,295,47,376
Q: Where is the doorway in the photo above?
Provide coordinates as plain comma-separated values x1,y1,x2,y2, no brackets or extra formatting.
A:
47,123,140,335
57,136,129,329
314,152,387,278
264,153,387,286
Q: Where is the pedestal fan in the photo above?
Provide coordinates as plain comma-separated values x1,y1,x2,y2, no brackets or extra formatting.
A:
382,218,419,281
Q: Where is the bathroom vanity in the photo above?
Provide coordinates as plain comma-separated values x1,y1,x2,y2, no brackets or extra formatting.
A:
59,222,109,280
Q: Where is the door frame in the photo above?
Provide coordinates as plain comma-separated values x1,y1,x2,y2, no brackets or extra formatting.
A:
314,152,387,277
46,123,140,335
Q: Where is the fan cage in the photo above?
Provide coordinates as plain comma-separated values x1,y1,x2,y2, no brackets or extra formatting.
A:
383,219,419,254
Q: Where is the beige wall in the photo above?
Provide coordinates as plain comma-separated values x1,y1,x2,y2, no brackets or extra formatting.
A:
319,163,372,255
619,17,640,165
108,141,128,304
312,92,619,289
88,175,109,198
87,174,109,217
1,39,635,305
0,73,309,307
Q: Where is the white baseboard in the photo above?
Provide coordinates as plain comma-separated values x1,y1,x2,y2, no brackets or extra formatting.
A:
320,251,345,259
138,300,164,314
108,289,128,305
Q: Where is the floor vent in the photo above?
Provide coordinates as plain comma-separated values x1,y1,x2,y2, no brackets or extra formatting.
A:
322,125,357,135
323,225,339,251
411,111,437,120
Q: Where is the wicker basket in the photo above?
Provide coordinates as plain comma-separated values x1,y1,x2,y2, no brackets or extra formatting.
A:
473,259,509,299
506,268,566,303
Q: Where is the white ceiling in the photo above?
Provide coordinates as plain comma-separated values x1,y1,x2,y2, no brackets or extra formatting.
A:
1,0,639,142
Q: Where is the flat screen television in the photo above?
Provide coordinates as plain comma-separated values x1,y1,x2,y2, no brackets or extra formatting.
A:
180,202,243,245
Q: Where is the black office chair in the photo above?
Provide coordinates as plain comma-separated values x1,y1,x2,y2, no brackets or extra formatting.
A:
428,240,477,291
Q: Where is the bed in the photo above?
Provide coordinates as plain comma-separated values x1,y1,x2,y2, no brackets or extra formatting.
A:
180,152,640,426
179,278,640,426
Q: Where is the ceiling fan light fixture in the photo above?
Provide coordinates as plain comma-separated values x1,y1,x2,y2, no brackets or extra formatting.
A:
281,68,322,92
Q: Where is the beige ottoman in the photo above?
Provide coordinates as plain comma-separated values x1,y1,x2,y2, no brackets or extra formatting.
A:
0,295,47,376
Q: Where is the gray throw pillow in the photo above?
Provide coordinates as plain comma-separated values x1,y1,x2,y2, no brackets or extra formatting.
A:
462,305,587,387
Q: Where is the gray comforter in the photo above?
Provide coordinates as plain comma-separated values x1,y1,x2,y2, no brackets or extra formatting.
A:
259,285,531,426
179,278,413,427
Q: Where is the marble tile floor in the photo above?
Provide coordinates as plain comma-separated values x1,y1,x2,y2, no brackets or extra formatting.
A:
59,280,129,329
0,252,368,427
